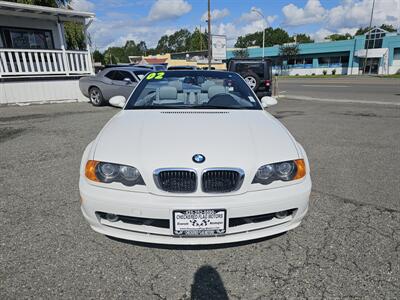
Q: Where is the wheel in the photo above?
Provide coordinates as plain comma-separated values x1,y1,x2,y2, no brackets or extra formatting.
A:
89,87,105,106
242,71,260,91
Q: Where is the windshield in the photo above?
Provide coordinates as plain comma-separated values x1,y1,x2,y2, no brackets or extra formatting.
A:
125,71,262,110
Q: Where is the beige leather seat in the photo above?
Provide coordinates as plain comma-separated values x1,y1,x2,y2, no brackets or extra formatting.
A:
154,86,178,104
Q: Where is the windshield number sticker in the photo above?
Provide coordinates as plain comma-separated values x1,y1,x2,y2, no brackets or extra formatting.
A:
146,72,165,80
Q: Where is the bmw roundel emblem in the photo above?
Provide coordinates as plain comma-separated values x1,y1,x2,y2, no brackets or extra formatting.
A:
192,154,205,163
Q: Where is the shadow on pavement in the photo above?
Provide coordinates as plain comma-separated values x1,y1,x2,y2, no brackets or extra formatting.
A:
190,265,228,300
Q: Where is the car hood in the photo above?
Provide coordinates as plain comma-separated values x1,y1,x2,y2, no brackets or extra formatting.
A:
93,110,299,192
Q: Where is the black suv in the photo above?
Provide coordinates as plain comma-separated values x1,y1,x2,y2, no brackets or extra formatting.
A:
227,58,273,97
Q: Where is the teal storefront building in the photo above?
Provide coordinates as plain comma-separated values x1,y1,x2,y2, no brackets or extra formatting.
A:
227,28,400,75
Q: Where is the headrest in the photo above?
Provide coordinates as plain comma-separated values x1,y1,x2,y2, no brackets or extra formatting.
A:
208,85,226,99
159,86,177,100
168,80,183,92
201,80,215,92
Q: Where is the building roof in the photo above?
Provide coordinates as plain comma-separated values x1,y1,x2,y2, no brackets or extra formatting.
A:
0,1,95,22
144,58,168,64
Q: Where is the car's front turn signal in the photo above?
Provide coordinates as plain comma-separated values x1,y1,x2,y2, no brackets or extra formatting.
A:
85,160,100,182
293,159,306,180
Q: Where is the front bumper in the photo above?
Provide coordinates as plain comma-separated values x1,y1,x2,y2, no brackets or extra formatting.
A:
80,176,311,245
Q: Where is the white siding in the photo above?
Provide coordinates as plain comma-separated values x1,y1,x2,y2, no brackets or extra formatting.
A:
274,67,348,76
0,80,87,104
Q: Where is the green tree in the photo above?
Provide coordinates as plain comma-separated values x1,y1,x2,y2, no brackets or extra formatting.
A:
232,49,249,58
5,0,70,7
64,21,86,50
156,35,171,54
355,24,397,35
103,47,127,64
235,34,257,48
137,41,147,55
168,29,192,52
380,24,397,32
92,50,104,64
124,40,138,58
294,33,313,43
155,29,194,53
266,28,294,46
188,27,208,51
278,44,300,68
234,27,293,48
325,33,352,41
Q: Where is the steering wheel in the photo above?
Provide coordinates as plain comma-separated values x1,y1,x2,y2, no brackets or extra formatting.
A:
208,93,239,106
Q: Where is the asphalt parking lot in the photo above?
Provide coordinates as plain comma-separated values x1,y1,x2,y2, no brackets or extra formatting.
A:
278,76,400,105
1,95,399,298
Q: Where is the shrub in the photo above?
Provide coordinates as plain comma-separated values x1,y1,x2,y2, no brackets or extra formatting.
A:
323,70,327,75
295,74,299,76
332,69,336,75
311,73,315,76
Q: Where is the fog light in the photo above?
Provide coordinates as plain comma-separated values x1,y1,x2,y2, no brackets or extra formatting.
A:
275,210,288,219
106,213,119,222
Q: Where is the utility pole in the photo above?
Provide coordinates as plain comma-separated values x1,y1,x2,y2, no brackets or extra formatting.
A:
199,25,202,51
363,0,375,75
207,0,211,69
252,8,266,59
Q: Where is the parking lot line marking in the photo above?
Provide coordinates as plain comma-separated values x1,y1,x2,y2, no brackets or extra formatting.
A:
301,85,350,87
280,95,400,106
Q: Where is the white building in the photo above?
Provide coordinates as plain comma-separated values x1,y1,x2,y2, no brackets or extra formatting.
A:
0,1,95,104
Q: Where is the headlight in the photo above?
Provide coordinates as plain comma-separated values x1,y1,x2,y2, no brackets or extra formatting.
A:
85,160,144,186
252,159,306,185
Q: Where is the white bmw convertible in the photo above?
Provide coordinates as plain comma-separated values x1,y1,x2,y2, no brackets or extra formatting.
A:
79,70,311,245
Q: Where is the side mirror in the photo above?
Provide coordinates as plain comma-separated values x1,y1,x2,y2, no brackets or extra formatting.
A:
109,95,126,108
123,78,132,84
261,96,278,108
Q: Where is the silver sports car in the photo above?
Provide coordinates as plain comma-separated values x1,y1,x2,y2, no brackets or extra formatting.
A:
79,67,149,106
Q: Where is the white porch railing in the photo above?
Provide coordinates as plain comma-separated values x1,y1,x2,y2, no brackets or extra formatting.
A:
0,48,93,77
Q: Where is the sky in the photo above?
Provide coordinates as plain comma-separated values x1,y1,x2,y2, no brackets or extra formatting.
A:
69,0,400,51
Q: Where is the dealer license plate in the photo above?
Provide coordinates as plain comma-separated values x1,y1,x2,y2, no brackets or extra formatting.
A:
173,209,226,236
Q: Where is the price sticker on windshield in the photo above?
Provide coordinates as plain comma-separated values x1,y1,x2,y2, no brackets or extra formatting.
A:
146,72,165,80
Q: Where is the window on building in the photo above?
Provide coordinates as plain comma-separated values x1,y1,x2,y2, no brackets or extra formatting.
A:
287,59,295,65
364,28,386,49
0,27,54,49
341,56,349,64
330,57,341,66
318,57,330,66
304,58,313,65
394,48,400,60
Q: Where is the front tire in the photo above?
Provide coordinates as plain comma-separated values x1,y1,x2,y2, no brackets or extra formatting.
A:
89,87,105,106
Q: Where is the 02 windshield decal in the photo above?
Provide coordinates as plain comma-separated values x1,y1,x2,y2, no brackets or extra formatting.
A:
146,72,165,80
